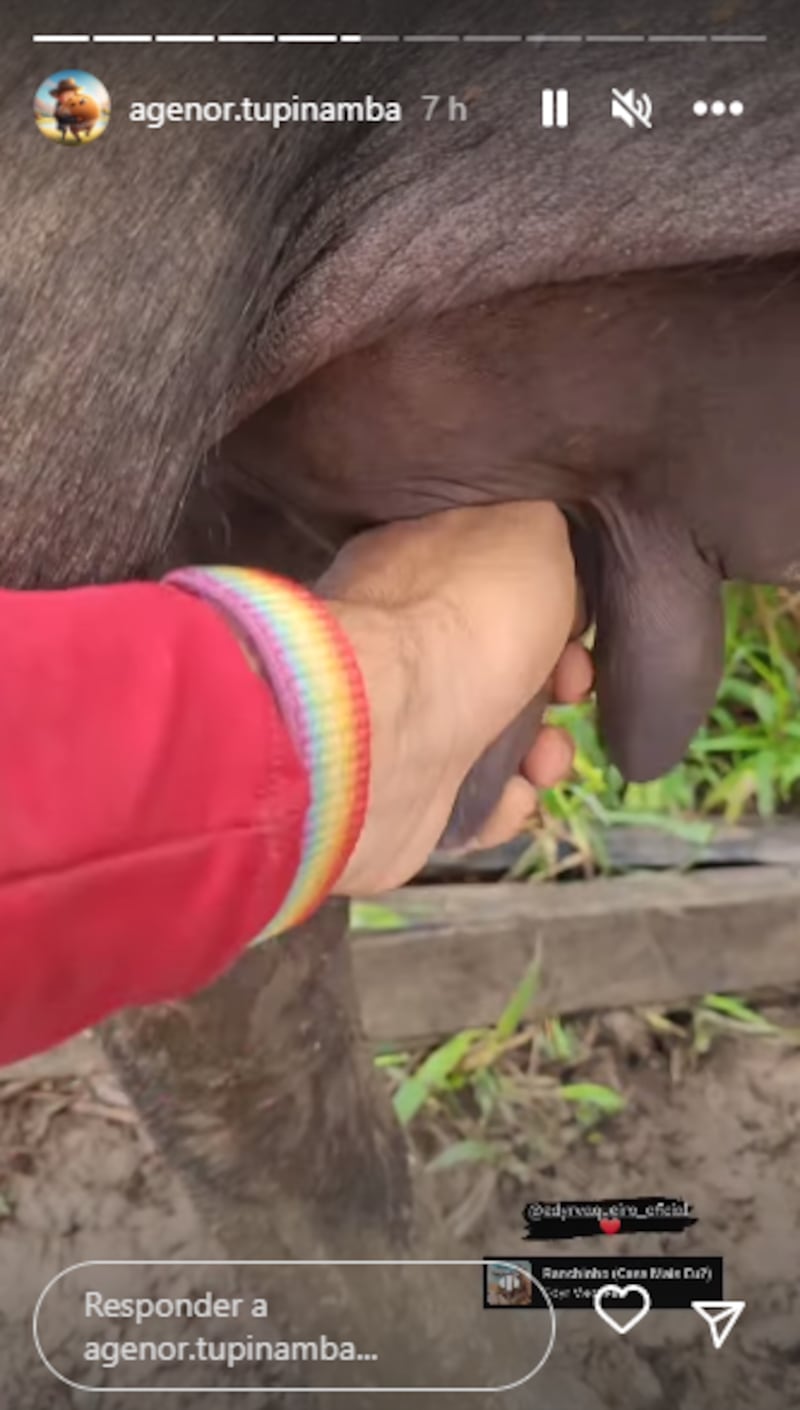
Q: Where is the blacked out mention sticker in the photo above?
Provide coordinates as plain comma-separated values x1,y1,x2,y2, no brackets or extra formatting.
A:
485,1190,746,1347
523,1196,697,1240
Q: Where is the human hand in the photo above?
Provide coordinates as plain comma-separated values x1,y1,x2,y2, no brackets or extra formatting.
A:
319,503,592,894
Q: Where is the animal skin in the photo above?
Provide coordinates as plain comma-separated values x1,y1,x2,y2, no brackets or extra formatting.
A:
4,0,797,834
225,258,800,836
2,4,798,1403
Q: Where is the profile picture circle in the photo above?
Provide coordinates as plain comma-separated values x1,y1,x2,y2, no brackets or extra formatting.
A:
34,70,110,145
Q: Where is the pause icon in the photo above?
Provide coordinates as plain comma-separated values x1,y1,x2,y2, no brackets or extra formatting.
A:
542,88,569,127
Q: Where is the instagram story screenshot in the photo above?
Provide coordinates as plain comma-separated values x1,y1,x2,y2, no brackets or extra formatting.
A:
1,2,798,1407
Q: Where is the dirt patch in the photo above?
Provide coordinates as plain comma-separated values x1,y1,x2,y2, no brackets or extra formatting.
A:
469,1002,800,1409
1,1008,799,1409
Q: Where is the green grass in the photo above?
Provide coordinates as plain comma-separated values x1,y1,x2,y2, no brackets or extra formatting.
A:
375,585,800,1153
644,994,800,1059
377,979,800,1186
378,966,629,1181
514,583,800,878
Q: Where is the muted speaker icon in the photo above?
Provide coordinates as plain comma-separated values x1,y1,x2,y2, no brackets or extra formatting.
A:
611,87,653,129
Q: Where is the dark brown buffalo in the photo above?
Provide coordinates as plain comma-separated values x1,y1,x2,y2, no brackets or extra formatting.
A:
226,258,800,839
2,1,798,1404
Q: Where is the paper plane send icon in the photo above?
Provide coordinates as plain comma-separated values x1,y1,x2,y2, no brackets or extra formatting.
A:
691,1301,746,1350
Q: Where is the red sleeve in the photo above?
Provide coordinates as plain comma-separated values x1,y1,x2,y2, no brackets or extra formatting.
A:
0,582,308,1065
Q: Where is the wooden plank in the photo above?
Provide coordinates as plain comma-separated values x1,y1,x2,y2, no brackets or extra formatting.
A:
421,817,800,881
351,866,800,1044
7,863,800,1075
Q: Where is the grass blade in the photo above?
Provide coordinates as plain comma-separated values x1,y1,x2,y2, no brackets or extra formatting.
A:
494,964,541,1041
393,1029,485,1125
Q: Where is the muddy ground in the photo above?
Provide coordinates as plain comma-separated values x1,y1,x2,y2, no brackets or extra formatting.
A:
1,997,799,1410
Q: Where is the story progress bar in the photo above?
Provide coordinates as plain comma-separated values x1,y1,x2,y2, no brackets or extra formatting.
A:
32,33,769,45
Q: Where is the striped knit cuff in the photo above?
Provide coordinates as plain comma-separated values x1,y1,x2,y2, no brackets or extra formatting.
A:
166,566,370,939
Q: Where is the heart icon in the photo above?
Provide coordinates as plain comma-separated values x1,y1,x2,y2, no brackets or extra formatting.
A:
594,1283,651,1335
599,1217,621,1235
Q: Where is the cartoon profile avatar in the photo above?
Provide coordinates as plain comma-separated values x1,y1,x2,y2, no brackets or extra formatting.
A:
34,70,111,145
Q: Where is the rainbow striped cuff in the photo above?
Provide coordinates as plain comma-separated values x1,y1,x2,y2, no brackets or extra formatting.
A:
166,565,370,939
